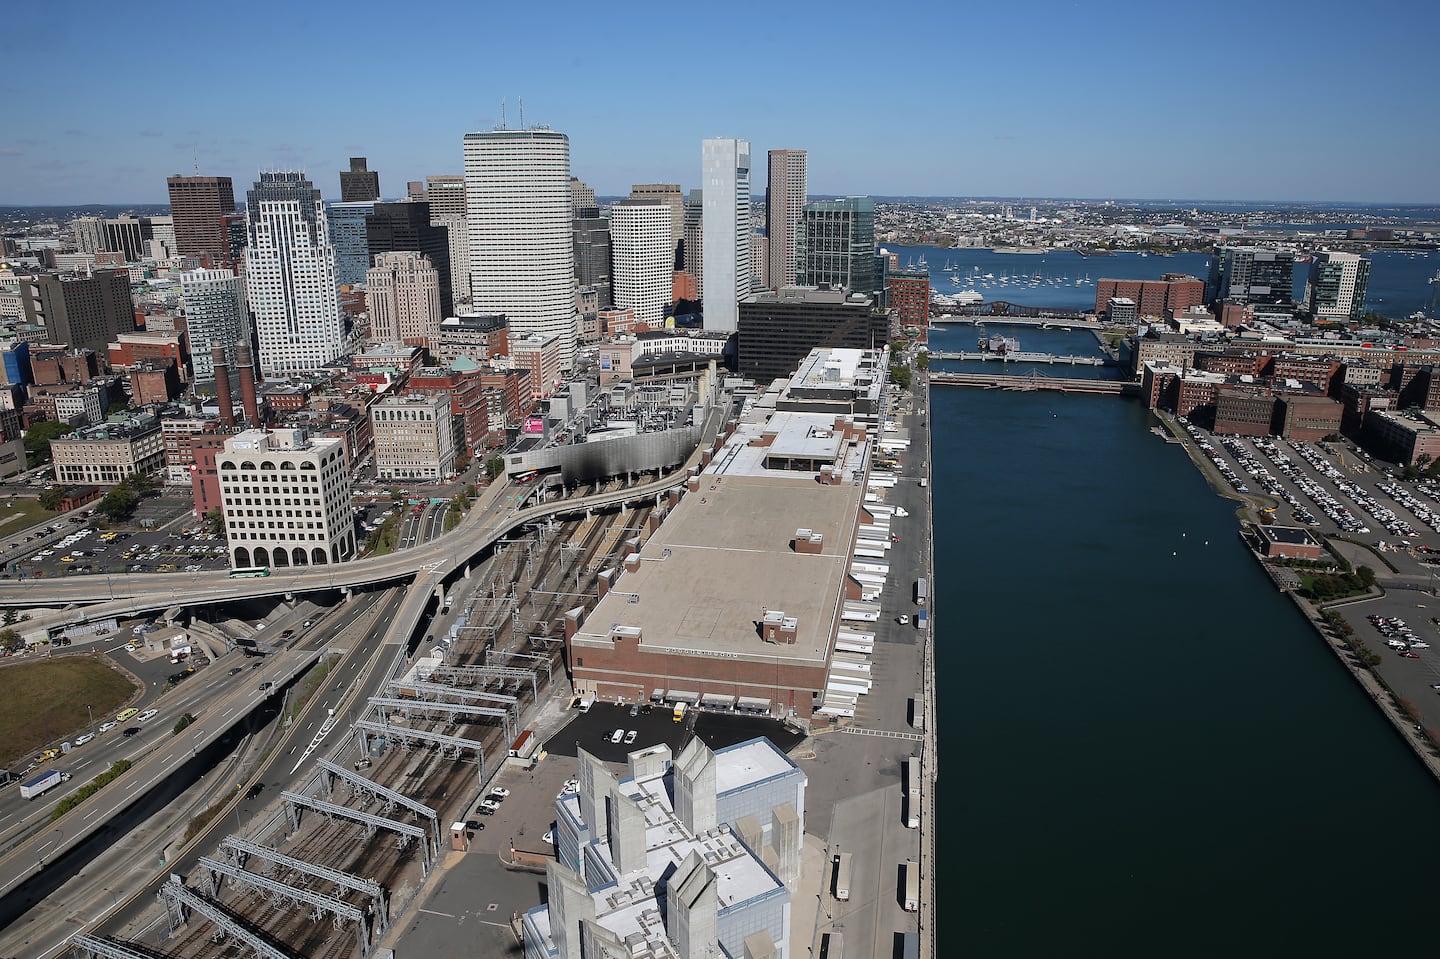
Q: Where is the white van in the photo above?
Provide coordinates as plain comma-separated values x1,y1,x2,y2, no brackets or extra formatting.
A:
610,728,625,743
577,693,596,713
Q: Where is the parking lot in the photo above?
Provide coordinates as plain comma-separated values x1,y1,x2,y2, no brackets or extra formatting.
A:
543,701,804,763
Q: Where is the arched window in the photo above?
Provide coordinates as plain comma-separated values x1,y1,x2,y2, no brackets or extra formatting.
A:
292,547,308,566
259,461,276,471
233,547,251,568
221,461,237,471
312,547,327,565
272,549,289,568
240,461,257,471
280,460,297,471
253,546,270,567
300,462,317,470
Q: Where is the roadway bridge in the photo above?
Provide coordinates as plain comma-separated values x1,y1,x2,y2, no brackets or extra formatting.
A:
930,370,1138,396
928,351,1108,366
4,405,725,637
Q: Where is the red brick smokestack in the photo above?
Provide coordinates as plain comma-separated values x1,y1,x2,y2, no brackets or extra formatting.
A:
212,346,235,428
235,341,259,425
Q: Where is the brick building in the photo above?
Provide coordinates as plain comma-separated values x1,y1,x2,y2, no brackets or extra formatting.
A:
1278,393,1343,441
1095,273,1204,318
1213,387,1278,437
886,269,930,342
129,359,183,405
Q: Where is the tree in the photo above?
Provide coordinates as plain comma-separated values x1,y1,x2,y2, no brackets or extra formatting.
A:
96,482,139,522
485,457,505,480
38,486,66,511
889,365,912,389
916,351,930,372
23,421,73,467
204,508,226,539
890,339,908,354
0,627,19,651
128,472,158,495
453,451,472,474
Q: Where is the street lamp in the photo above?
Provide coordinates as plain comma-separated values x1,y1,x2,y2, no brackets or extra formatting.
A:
86,703,93,735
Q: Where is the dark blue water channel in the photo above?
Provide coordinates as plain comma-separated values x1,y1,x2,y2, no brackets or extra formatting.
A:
932,378,1440,955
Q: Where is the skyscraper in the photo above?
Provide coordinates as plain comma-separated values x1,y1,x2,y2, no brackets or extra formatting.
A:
573,207,613,309
1305,251,1370,321
683,189,703,297
797,197,880,295
424,175,467,218
327,201,376,287
611,200,673,328
340,157,380,202
630,184,684,268
367,252,442,348
243,172,345,376
702,138,751,332
167,175,237,263
73,216,104,255
766,150,807,289
464,128,579,368
366,201,453,317
180,268,247,380
423,175,468,308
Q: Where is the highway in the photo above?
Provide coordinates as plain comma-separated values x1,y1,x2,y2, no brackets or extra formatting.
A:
0,591,388,915
1,406,722,629
0,588,407,958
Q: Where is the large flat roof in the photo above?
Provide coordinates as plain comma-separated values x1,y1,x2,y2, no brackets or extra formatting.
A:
573,413,867,667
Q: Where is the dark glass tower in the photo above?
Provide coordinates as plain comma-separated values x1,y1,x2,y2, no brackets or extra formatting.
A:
796,198,880,296
367,200,454,317
340,157,380,202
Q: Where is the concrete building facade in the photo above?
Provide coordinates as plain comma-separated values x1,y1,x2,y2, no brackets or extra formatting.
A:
244,172,346,376
610,200,674,329
218,428,355,569
50,413,164,486
370,393,456,482
766,149,807,290
465,129,580,369
367,252,442,349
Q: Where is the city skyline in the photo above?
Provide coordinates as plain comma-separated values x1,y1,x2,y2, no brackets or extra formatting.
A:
2,0,1436,206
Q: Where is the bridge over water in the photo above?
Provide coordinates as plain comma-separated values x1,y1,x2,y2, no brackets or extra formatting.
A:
928,351,1108,366
930,370,1139,396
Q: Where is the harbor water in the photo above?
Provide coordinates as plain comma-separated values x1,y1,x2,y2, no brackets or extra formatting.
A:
889,244,1439,318
931,374,1440,954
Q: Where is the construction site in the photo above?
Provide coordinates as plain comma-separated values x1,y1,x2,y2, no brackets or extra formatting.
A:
68,485,659,959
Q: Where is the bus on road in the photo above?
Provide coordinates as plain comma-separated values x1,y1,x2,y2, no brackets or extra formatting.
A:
228,566,271,578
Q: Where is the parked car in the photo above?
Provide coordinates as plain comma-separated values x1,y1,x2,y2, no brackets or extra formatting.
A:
624,730,638,745
488,787,511,799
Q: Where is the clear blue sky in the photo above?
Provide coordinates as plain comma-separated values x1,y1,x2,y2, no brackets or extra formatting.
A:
2,0,1436,205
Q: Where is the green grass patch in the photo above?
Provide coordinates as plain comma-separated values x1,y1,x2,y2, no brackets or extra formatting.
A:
363,513,403,557
0,497,58,537
285,653,340,724
184,788,240,845
0,656,136,768
51,759,131,821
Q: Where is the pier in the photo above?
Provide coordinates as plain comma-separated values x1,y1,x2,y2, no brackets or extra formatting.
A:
930,370,1138,396
928,350,1108,366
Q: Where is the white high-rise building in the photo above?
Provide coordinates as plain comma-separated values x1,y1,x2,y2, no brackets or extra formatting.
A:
702,138,751,332
610,200,673,328
242,172,345,377
217,428,355,569
463,129,579,369
367,252,442,348
180,268,247,380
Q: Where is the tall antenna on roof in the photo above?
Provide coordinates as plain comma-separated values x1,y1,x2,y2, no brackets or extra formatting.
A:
519,97,525,131
194,144,199,175
500,98,507,131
